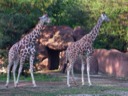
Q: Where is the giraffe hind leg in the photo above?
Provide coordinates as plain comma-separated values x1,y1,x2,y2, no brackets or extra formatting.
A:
15,58,24,87
86,56,92,86
29,55,36,87
5,61,13,88
81,62,85,86
67,64,72,87
80,55,85,86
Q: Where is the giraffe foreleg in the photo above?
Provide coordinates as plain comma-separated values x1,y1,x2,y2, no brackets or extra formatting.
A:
81,62,85,86
12,59,19,87
29,55,36,87
86,56,92,86
5,61,13,87
15,58,24,87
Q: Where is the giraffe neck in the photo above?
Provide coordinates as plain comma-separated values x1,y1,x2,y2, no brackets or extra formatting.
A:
30,22,44,42
88,17,103,41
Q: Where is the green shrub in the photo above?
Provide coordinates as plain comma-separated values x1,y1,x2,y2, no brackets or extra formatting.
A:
0,0,127,53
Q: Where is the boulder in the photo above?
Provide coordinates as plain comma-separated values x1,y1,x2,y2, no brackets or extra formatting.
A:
35,58,49,71
36,44,48,61
39,26,74,51
93,49,128,77
36,26,74,70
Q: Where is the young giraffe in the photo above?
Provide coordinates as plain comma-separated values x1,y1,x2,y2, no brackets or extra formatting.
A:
5,14,50,87
66,13,110,87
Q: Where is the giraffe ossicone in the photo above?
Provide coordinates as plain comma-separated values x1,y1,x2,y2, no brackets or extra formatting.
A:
65,13,110,87
5,14,50,88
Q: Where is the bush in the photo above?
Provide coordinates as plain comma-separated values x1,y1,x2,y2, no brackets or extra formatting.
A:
0,0,127,51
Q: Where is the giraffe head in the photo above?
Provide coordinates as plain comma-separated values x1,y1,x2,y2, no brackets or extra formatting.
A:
101,12,110,22
39,14,50,25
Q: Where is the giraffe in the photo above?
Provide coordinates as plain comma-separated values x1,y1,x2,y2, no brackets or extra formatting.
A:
65,12,110,87
5,14,50,87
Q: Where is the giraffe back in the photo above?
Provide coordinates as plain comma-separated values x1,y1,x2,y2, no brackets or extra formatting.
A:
66,34,93,62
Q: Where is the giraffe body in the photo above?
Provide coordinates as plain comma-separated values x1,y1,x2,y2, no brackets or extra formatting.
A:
66,13,109,87
5,14,50,87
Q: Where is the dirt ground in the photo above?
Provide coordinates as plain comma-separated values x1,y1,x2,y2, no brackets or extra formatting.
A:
0,73,128,96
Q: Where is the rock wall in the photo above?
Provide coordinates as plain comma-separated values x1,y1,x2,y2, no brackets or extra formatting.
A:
93,49,128,77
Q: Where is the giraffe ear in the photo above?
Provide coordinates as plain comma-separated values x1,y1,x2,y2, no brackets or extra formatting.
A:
44,14,48,16
39,17,41,19
101,12,106,15
39,14,47,19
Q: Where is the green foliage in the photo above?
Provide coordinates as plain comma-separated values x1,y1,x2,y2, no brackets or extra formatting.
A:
47,0,91,29
0,0,51,48
0,13,33,48
0,0,128,51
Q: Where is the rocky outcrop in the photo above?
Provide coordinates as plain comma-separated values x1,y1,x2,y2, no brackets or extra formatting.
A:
36,26,74,70
93,49,128,77
39,26,74,51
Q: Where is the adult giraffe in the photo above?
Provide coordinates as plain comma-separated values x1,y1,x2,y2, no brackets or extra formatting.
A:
5,14,50,87
65,12,110,87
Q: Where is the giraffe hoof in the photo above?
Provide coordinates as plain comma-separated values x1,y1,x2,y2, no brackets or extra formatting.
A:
67,84,71,87
33,84,37,87
89,83,92,87
82,84,85,86
14,85,17,88
14,83,19,88
5,84,8,88
82,82,85,86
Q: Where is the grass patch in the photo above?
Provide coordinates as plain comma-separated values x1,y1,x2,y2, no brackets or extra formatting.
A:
1,85,118,96
0,73,62,82
55,86,112,96
0,84,115,96
113,87,128,92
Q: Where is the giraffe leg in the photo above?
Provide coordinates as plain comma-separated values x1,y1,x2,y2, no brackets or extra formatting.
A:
71,66,77,86
71,67,74,79
16,58,24,87
5,61,13,87
67,64,72,87
29,55,36,87
81,60,85,86
12,59,19,87
80,55,85,86
86,56,92,86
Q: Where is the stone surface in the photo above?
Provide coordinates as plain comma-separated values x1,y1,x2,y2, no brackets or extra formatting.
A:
93,49,128,77
39,25,74,51
36,26,74,70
